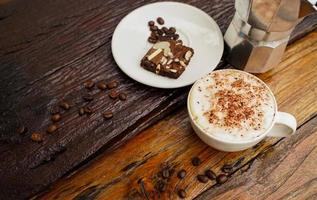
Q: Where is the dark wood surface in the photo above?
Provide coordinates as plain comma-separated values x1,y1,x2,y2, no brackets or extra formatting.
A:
0,0,316,199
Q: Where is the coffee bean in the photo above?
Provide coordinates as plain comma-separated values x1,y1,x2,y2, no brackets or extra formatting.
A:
148,36,157,44
51,114,61,122
221,164,233,173
109,90,119,99
176,39,183,44
162,27,169,34
197,175,209,183
84,106,93,114
157,17,164,25
169,27,176,34
107,80,119,89
17,126,28,134
205,169,216,180
119,93,127,101
191,157,201,166
178,189,186,198
47,124,58,133
83,80,95,89
150,25,158,31
59,101,70,110
83,94,94,102
148,20,155,26
162,169,170,179
216,174,228,184
103,111,113,119
31,132,43,143
172,34,179,40
157,29,164,36
79,107,85,116
177,169,186,179
97,82,107,90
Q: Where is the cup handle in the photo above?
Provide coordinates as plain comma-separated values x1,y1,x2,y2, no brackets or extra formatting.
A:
266,112,297,137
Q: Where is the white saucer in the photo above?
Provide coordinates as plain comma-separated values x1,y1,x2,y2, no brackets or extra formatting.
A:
111,2,223,88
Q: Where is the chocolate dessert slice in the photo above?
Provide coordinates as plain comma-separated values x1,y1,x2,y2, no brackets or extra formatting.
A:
141,40,194,79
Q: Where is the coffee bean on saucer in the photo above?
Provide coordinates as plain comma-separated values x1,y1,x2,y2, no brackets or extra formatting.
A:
119,93,127,101
83,94,94,102
31,132,43,143
148,20,155,26
51,114,61,122
59,101,70,110
191,157,201,166
148,36,157,44
162,169,170,179
177,169,186,179
178,189,186,198
103,111,113,119
47,124,58,133
84,80,95,89
157,17,164,25
79,107,85,116
205,169,216,180
107,80,119,89
197,175,209,183
216,174,228,184
97,82,107,90
169,27,176,34
109,90,119,99
162,27,168,34
150,25,158,31
84,106,93,114
17,126,28,135
221,164,233,173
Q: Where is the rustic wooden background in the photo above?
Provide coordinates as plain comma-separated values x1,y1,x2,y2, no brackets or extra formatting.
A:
0,0,316,199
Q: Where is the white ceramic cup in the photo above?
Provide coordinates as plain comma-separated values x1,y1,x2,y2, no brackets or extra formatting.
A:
187,69,297,152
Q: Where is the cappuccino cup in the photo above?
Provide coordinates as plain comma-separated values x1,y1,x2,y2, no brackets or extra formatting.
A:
187,69,297,152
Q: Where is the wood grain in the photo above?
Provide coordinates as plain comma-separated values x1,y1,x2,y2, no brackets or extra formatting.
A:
39,31,317,200
0,0,316,198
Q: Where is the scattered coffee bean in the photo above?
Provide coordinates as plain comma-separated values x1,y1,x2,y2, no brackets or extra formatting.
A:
157,29,164,36
150,25,158,31
177,169,186,179
83,94,94,102
173,34,179,40
17,126,28,134
103,111,113,119
191,157,201,166
176,39,183,44
59,101,70,110
97,82,107,90
178,189,186,198
51,114,61,122
84,80,95,89
148,20,155,27
197,175,209,183
221,164,233,173
162,169,170,179
47,124,58,133
205,169,216,180
109,90,119,99
79,107,85,116
84,106,93,114
157,17,164,25
162,27,169,34
119,93,127,101
107,80,119,89
49,106,60,115
216,174,228,184
31,132,43,143
148,36,157,44
169,27,176,34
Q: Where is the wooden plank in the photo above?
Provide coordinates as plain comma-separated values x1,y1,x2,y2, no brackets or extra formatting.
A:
39,31,317,200
0,0,316,198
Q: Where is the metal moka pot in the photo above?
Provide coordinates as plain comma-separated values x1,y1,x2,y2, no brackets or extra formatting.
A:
224,0,317,73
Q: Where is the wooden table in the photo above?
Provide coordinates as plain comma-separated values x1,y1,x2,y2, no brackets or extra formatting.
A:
0,0,316,199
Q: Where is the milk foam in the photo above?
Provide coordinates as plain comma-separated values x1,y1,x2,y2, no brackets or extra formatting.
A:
189,70,276,142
